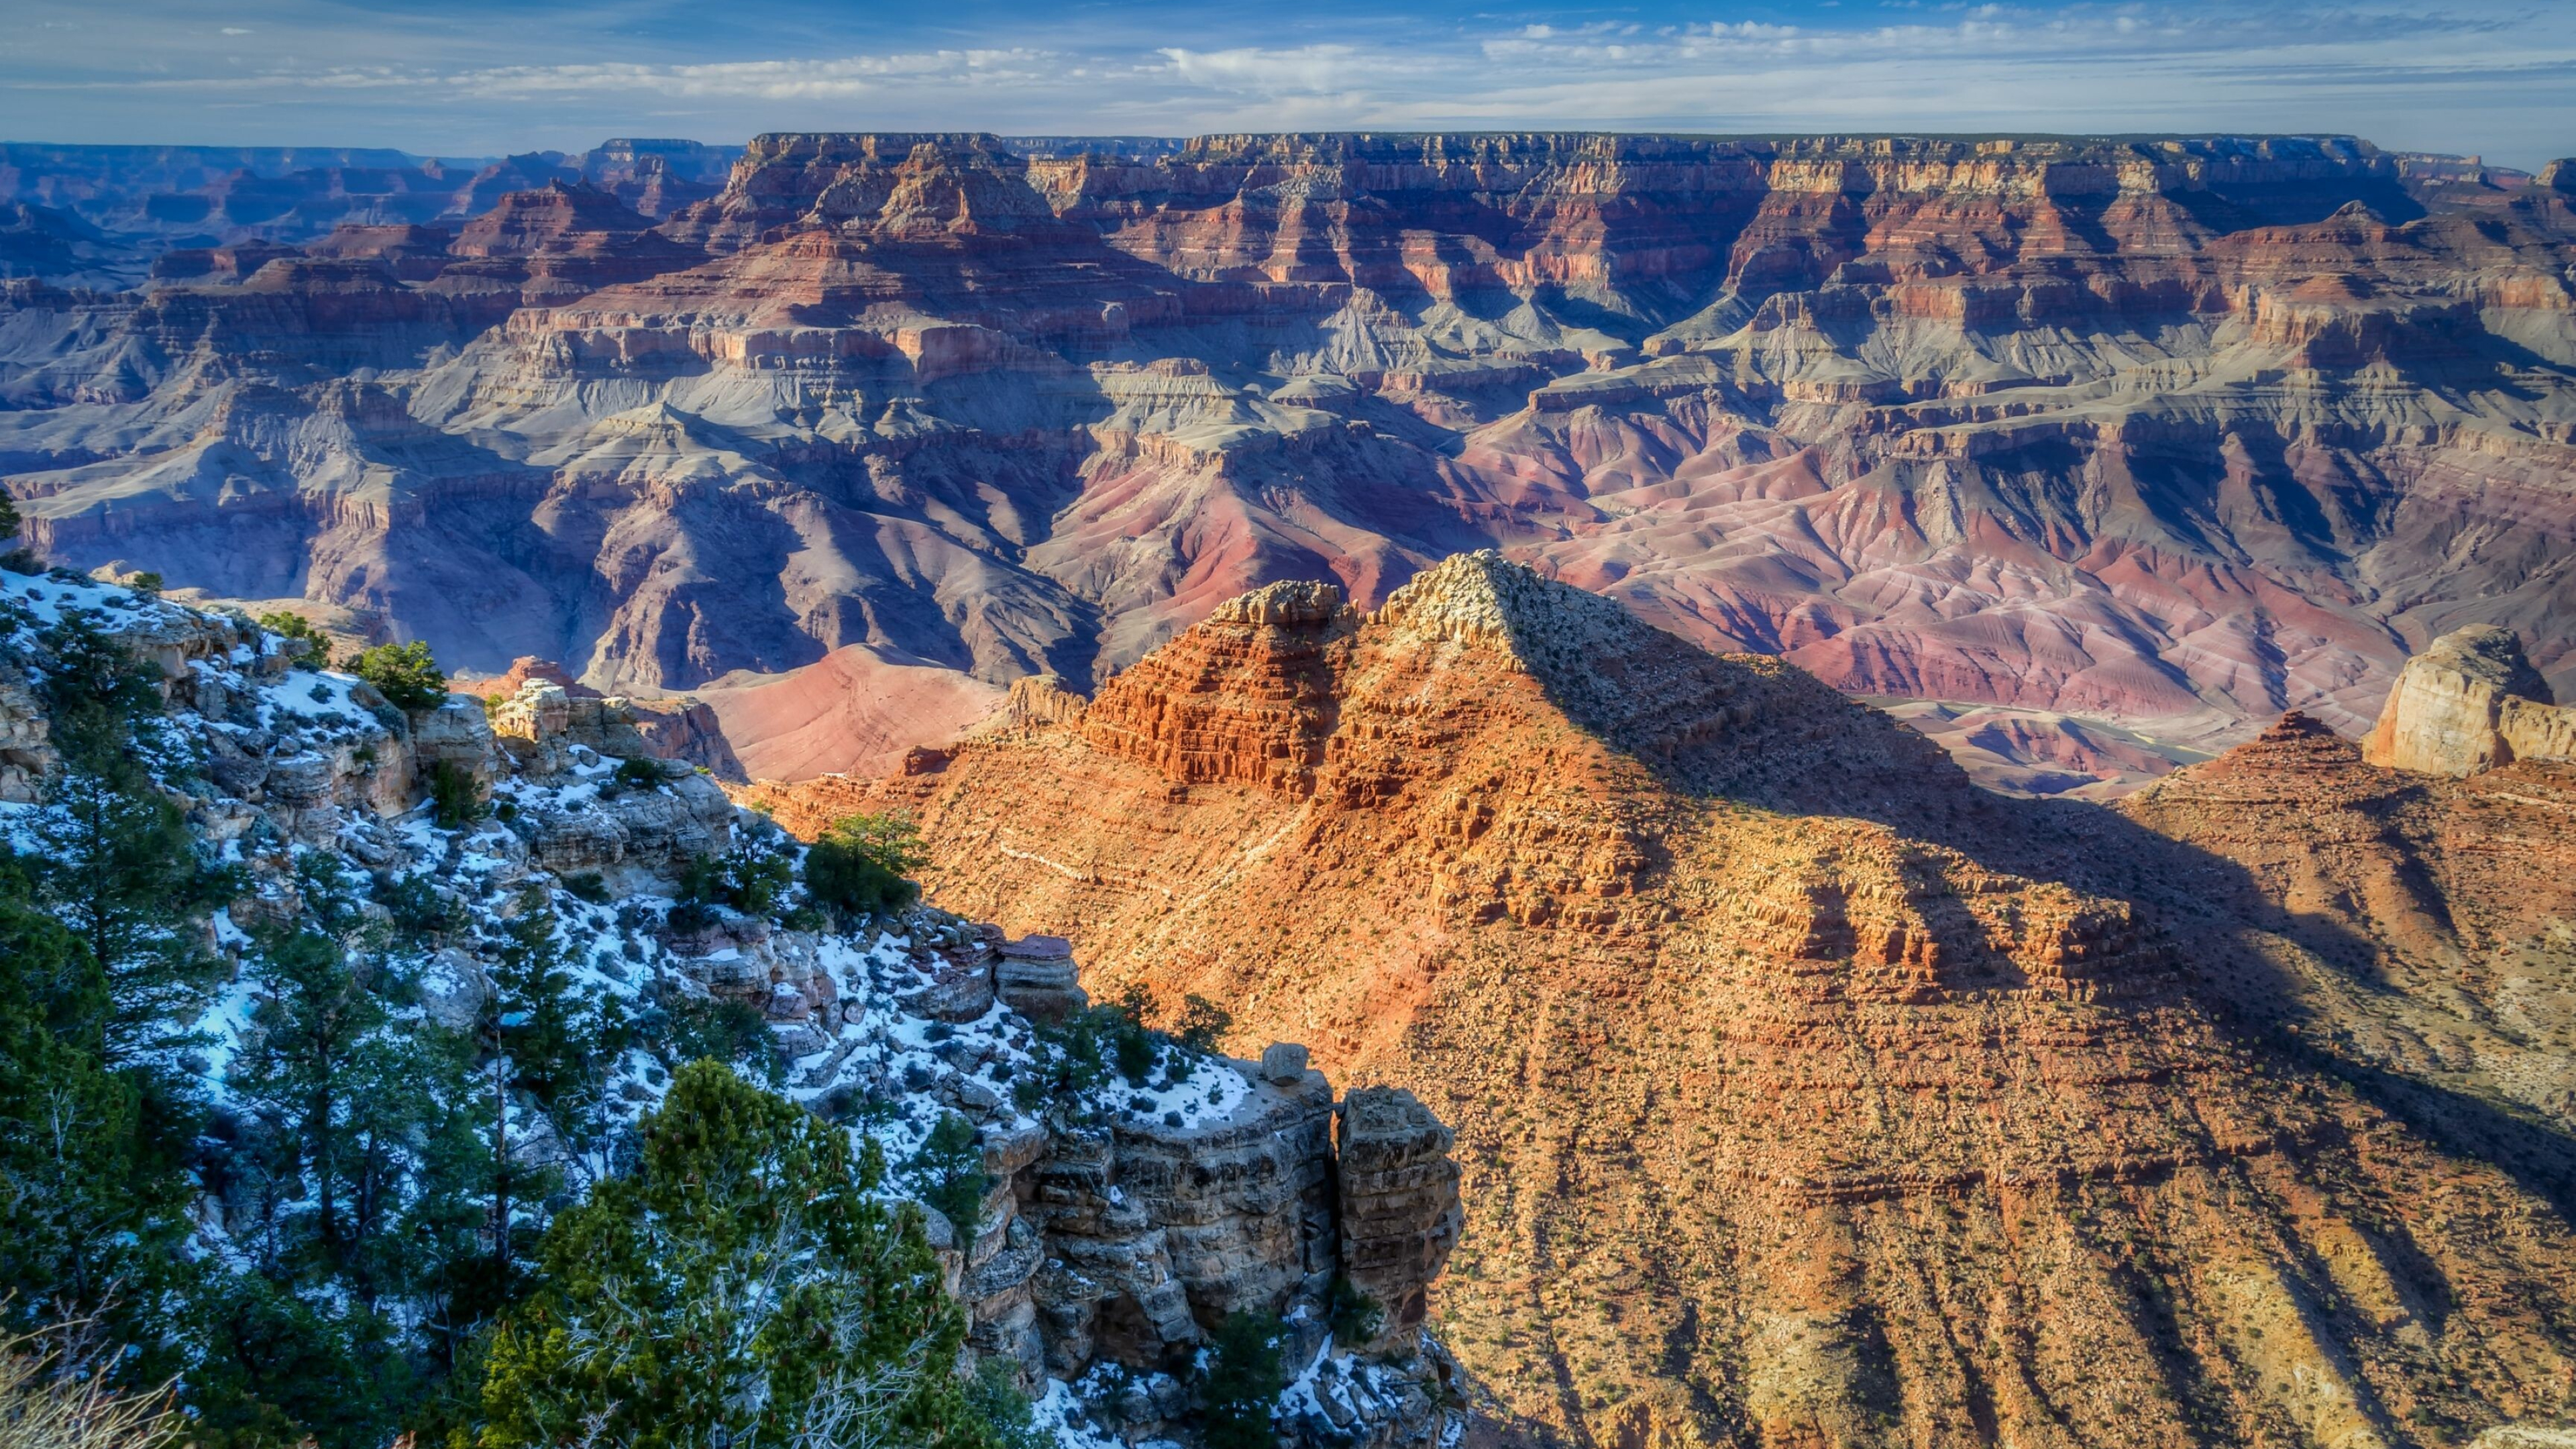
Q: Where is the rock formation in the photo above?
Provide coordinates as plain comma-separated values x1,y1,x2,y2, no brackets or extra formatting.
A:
2363,626,2576,776
0,567,1466,1449
5,132,2574,784
747,556,2576,1449
2123,710,2576,1127
455,655,745,780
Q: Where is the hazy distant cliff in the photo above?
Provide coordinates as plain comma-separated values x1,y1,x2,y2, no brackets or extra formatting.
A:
4,129,2573,787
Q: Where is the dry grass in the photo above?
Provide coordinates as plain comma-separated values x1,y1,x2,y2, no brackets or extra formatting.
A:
0,1316,182,1449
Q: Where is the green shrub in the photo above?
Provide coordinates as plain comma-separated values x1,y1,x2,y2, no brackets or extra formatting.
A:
674,844,796,920
649,989,779,1085
665,898,721,936
561,871,610,904
907,1112,991,1241
127,571,163,596
255,612,332,671
372,871,464,943
1012,996,1163,1118
347,641,447,712
612,756,665,788
1199,1311,1289,1449
800,813,926,925
1108,989,1158,1083
1326,1275,1384,1348
966,1356,1049,1449
473,1063,982,1449
425,760,484,830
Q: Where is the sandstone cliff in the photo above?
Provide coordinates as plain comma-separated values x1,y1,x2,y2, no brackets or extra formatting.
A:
745,556,2576,1449
2362,626,2576,776
5,131,2573,786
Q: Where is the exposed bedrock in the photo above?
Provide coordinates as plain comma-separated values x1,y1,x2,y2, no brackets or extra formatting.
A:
5,131,2574,781
743,557,2576,1449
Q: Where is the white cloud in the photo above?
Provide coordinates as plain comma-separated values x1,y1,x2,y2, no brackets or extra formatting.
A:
0,0,2566,168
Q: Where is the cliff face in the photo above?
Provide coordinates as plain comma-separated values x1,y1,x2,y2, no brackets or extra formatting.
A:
744,557,2576,1449
5,131,2576,784
0,570,1466,1449
2360,626,2576,776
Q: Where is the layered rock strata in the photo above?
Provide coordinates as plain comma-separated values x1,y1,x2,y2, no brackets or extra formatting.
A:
746,557,2576,1449
6,131,2574,784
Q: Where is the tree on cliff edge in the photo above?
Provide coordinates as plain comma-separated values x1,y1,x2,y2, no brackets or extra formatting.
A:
472,1061,987,1449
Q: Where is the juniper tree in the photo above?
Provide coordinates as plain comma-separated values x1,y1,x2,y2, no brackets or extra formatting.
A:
474,1061,988,1449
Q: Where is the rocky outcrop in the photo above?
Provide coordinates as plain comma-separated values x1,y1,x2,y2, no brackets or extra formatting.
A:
1334,1088,1462,1340
994,934,1087,1020
458,657,745,780
3,574,1468,1449
750,561,2576,1449
0,670,52,802
643,881,1466,1448
2363,625,2576,775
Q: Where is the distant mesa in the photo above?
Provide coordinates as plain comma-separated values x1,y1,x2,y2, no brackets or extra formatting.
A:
4,127,2573,794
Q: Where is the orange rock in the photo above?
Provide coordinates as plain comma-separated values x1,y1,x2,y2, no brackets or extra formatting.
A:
751,557,2576,1447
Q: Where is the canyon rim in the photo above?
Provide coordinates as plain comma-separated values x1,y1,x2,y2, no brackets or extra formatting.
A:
1,93,2574,1449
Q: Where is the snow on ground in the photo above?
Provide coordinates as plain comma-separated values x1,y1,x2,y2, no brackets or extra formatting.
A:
1093,1042,1252,1130
191,975,264,1098
258,669,366,723
1279,1338,1409,1428
0,568,163,627
0,575,1268,1328
1032,1379,1126,1449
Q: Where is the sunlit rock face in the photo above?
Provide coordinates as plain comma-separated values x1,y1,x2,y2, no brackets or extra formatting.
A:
742,558,2576,1449
7,131,2575,780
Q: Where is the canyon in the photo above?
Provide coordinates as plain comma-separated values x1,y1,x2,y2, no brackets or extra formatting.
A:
0,568,1466,1448
1,131,2572,787
745,554,2576,1449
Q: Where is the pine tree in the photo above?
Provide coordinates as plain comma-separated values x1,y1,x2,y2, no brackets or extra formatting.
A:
473,892,630,1289
0,874,191,1326
1199,1312,1290,1449
28,614,233,1073
231,928,387,1283
474,1061,989,1449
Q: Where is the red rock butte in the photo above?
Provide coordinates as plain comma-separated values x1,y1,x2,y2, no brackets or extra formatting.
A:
741,554,2576,1449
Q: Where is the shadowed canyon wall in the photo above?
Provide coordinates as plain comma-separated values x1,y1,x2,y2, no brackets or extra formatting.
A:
5,131,2574,783
741,555,2576,1449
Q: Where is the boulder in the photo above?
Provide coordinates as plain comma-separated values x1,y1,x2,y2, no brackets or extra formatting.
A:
996,934,1087,1020
2363,625,2576,775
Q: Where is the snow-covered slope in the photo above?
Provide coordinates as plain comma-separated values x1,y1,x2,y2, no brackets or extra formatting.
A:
0,565,1466,1449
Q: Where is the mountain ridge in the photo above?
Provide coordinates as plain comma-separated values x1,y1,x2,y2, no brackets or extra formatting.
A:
742,555,2576,1448
4,128,2573,790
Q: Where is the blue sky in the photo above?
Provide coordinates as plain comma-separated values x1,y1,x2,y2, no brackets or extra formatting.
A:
5,0,2571,168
